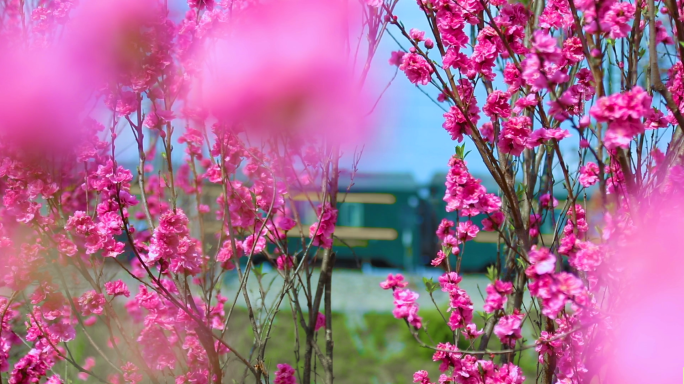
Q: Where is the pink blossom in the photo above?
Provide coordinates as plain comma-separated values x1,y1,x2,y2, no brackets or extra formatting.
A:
77,357,95,381
200,0,372,146
122,362,143,384
409,28,425,41
388,51,405,66
494,310,524,346
187,0,214,11
579,162,600,187
436,9,468,48
104,280,130,298
470,40,498,80
276,255,295,271
503,62,522,91
413,370,431,384
10,348,52,384
457,220,480,242
483,90,511,119
531,31,561,63
590,86,652,149
569,240,602,271
605,2,635,38
392,288,422,328
309,203,338,249
432,342,460,373
274,364,297,384
526,246,556,276
314,312,326,332
443,47,471,71
442,106,472,142
480,122,494,143
399,53,434,85
380,273,409,290
78,291,105,317
512,93,538,114
539,193,559,209
482,211,505,231
431,250,447,266
242,234,266,255
443,156,501,216
483,280,514,313
655,20,674,44
562,36,584,63
436,218,455,240
498,116,531,156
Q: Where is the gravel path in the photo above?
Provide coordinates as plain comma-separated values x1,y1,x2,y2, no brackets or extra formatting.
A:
223,266,495,313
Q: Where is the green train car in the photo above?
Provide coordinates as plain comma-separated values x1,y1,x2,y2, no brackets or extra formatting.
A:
284,172,569,272
127,167,578,272
286,173,424,271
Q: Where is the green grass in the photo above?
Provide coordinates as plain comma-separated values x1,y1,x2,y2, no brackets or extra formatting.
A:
11,306,538,384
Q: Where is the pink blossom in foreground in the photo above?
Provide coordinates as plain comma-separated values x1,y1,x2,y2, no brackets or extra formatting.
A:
456,220,480,242
498,116,532,155
494,310,524,347
483,280,514,313
482,211,505,231
436,218,455,240
201,0,373,146
483,90,511,119
599,195,684,383
605,2,636,38
274,364,297,384
309,203,338,249
78,291,106,317
443,156,501,216
399,52,434,85
590,86,652,149
104,280,130,298
392,289,423,328
380,274,409,290
579,162,600,187
412,370,431,384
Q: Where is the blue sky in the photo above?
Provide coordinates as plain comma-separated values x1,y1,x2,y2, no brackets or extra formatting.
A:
356,1,486,184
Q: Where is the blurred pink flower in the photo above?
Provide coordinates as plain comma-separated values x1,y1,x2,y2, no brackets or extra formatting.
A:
200,0,373,146
599,195,684,382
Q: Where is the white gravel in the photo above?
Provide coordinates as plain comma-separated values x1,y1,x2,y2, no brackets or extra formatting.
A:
223,266,495,314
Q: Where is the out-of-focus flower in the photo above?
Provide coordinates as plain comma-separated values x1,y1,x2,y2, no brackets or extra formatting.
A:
200,0,374,146
599,194,684,382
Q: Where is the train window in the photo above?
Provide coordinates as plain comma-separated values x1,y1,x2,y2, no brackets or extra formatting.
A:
339,203,364,227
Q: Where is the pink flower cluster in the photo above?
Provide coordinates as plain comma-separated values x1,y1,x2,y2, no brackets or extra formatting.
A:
380,274,422,328
439,272,481,338
483,280,513,313
493,310,524,347
415,342,525,384
525,246,590,318
399,53,434,85
145,209,206,276
309,203,338,249
274,364,297,384
590,86,653,149
443,156,501,216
